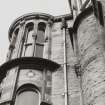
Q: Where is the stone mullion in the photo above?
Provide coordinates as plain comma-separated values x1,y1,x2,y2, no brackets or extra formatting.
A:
32,20,38,57
17,20,26,58
42,19,53,104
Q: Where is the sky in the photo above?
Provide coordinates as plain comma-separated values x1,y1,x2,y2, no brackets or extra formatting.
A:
0,0,70,65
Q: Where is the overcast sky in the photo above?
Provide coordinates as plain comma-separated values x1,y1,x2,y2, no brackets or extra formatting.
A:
0,0,70,65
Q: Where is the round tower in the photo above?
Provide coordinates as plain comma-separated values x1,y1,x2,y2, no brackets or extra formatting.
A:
0,13,60,105
73,0,105,105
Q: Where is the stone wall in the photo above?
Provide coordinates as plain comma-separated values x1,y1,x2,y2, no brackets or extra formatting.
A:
77,12,105,105
51,21,81,105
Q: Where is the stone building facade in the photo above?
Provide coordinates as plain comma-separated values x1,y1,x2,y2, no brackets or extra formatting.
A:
0,0,105,105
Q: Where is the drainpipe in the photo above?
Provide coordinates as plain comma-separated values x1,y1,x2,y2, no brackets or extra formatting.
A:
62,18,68,105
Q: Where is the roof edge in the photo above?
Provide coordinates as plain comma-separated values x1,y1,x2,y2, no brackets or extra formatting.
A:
73,6,93,34
8,12,72,41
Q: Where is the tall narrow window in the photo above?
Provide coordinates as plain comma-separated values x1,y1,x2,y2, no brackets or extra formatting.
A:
14,28,19,43
35,22,46,57
24,22,34,56
13,28,19,50
8,28,19,60
15,84,39,105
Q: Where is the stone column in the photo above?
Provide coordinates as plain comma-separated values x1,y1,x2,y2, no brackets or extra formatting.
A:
11,19,26,105
42,19,53,103
17,20,26,57
43,19,52,59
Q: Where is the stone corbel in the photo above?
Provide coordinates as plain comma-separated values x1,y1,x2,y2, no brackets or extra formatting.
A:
74,63,81,77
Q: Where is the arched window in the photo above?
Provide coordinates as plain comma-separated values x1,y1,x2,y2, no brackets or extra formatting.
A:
13,28,19,48
22,22,46,57
8,28,19,60
10,28,19,49
15,84,40,105
24,22,34,56
35,22,46,57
